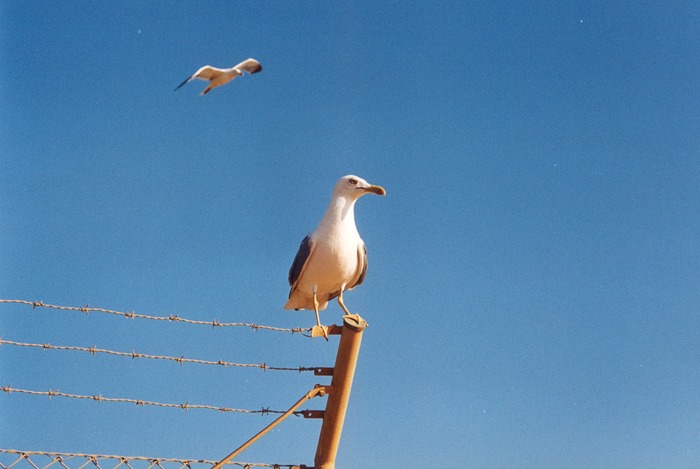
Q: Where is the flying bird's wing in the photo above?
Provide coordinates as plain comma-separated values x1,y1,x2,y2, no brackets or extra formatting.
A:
174,75,193,91
191,65,224,81
174,65,223,91
235,58,263,75
288,235,315,294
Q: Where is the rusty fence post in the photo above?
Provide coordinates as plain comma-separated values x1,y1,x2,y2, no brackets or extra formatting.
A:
313,314,367,469
210,315,366,469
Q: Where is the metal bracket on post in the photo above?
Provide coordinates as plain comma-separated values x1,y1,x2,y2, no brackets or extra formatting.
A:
311,324,343,338
314,367,334,376
211,385,330,469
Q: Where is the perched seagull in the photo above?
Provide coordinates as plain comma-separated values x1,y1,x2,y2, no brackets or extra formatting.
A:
174,58,262,95
285,175,386,336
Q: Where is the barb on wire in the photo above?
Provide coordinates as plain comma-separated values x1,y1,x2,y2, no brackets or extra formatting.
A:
0,339,315,373
1,386,307,417
0,449,303,469
0,300,312,337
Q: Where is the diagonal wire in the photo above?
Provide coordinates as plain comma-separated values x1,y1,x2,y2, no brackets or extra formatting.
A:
0,300,312,337
0,449,302,468
1,386,306,417
0,338,316,373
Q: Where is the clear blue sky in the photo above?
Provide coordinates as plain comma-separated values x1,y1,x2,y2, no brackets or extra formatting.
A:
1,2,699,468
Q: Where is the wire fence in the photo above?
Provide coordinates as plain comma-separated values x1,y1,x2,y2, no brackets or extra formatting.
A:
0,338,317,373
0,299,323,467
0,300,312,337
1,386,309,416
0,449,306,469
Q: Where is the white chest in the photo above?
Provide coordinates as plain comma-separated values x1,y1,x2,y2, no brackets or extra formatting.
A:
302,226,362,292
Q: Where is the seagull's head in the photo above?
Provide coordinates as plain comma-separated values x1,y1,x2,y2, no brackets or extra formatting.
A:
334,175,387,200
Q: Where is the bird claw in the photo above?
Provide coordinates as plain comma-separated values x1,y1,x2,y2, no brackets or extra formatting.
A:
311,325,330,340
342,313,368,329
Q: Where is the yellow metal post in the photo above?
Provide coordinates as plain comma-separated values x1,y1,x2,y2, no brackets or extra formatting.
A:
313,314,367,469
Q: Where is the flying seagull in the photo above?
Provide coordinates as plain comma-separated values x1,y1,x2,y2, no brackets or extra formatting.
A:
285,175,386,337
174,58,262,95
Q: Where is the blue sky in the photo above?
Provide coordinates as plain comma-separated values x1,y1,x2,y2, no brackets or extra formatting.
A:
1,2,699,468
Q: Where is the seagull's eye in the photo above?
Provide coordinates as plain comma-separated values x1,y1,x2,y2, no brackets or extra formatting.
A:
348,178,358,185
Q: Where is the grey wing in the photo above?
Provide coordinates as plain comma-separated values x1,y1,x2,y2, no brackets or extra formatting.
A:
288,235,313,289
236,58,263,74
349,241,368,289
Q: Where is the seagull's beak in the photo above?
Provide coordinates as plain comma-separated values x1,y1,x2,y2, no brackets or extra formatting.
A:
364,184,387,196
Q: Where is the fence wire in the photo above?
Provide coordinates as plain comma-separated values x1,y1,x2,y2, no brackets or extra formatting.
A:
0,300,312,337
0,339,316,373
0,449,305,469
0,300,321,466
1,386,307,417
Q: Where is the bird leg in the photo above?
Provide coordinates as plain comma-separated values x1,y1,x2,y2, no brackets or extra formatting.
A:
313,292,322,327
337,290,351,316
337,290,360,322
312,292,329,340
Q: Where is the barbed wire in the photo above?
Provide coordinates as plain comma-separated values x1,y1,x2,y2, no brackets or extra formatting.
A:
0,449,306,469
1,386,308,417
0,300,312,337
0,338,316,373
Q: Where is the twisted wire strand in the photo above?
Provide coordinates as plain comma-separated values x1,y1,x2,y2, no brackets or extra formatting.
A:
1,386,306,417
0,449,301,469
0,300,312,337
0,339,316,373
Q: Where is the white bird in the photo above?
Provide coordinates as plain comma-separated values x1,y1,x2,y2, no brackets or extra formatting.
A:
174,58,262,95
285,175,386,336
